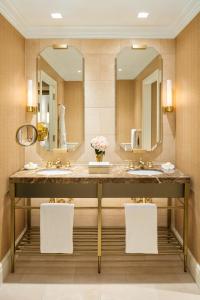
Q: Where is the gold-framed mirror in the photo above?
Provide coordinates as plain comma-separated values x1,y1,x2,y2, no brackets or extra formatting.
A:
116,46,162,152
37,45,84,151
16,125,38,147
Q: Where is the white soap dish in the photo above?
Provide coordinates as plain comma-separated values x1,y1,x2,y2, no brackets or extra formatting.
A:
24,162,38,170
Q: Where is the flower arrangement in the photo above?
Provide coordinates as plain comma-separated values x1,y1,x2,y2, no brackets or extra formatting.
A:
90,136,108,161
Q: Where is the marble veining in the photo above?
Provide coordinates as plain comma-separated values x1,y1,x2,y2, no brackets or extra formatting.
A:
9,164,190,184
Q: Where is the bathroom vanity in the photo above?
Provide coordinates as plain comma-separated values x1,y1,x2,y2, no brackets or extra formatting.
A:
9,164,190,273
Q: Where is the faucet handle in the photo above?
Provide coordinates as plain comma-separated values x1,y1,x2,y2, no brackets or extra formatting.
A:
128,160,134,169
46,161,53,168
146,161,153,168
65,160,71,168
55,159,62,168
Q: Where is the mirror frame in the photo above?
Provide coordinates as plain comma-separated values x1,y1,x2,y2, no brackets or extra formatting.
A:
115,46,163,152
16,125,38,147
36,44,85,151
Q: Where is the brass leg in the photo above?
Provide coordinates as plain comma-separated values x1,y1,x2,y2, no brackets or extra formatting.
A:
10,183,15,273
98,256,101,274
27,198,31,229
167,198,172,243
97,183,102,274
167,198,172,229
183,183,190,272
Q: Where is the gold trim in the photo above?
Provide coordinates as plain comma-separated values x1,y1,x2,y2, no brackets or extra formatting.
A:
132,44,147,50
97,183,102,273
183,183,190,272
26,106,37,113
164,106,174,112
16,124,38,147
52,44,68,49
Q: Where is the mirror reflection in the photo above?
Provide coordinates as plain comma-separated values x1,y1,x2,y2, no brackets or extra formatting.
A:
116,47,162,151
16,125,38,146
37,46,84,151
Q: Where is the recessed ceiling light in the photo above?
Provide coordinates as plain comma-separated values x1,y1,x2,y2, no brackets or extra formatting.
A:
137,12,149,19
77,70,82,73
118,68,122,72
51,13,63,19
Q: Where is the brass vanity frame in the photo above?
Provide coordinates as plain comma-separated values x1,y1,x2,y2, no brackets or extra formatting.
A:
9,180,190,274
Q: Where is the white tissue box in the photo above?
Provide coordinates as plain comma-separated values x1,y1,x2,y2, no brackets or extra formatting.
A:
88,162,111,174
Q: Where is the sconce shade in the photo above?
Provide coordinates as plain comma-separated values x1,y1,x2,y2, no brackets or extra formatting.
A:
165,80,174,112
27,80,37,112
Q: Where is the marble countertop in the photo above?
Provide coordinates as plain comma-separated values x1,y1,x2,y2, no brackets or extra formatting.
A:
9,164,190,184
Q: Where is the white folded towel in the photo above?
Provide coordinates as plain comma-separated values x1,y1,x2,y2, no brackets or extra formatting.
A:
161,162,175,171
58,104,67,149
40,203,74,253
124,203,158,254
131,129,137,149
131,129,142,149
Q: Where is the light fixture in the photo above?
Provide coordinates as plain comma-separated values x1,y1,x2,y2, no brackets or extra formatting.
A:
137,12,149,19
118,68,122,72
77,70,82,73
27,80,37,113
165,80,174,112
51,13,63,19
53,44,68,49
132,44,147,50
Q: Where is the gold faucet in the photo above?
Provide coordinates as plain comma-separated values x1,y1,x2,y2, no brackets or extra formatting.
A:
55,159,62,168
138,158,145,169
46,161,53,168
46,159,63,168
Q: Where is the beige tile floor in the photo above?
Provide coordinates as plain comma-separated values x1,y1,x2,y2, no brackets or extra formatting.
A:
0,255,200,299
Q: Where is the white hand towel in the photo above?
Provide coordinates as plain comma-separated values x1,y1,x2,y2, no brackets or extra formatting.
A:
40,203,74,253
124,203,158,254
58,104,67,148
131,129,137,149
161,162,175,171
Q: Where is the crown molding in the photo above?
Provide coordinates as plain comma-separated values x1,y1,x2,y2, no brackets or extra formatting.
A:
0,0,27,37
25,25,174,39
171,0,200,37
0,0,200,39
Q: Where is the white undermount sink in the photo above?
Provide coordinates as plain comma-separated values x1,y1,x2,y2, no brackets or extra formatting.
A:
127,169,163,176
36,169,72,176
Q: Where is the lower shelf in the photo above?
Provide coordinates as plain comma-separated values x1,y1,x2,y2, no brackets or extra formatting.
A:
16,226,183,257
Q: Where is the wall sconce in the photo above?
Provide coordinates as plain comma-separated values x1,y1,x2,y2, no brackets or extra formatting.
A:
164,79,174,112
27,80,37,113
132,44,147,50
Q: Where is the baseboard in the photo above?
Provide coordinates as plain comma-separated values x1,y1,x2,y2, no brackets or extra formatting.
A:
172,226,200,288
0,227,27,284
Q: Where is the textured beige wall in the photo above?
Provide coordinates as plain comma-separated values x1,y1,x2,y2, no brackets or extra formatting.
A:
175,13,200,263
64,81,84,144
25,39,175,227
0,15,26,259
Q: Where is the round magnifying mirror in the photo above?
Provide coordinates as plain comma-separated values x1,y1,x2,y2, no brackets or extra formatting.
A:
16,125,38,147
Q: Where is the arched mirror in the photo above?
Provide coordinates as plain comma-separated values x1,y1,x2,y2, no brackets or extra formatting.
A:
16,125,38,146
116,46,162,152
37,45,84,151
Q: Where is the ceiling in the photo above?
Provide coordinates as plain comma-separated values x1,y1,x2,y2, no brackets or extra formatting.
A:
40,47,83,81
117,47,159,80
0,0,200,38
